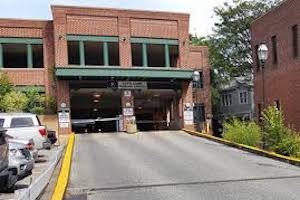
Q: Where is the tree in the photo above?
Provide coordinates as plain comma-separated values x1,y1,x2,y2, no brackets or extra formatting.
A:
210,0,281,78
1,91,29,112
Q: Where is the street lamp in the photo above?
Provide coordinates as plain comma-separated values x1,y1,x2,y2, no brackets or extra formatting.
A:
192,71,201,82
257,43,269,110
192,71,201,131
257,43,269,149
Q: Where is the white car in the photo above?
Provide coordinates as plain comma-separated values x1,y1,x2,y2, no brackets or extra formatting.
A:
8,138,38,161
0,113,50,150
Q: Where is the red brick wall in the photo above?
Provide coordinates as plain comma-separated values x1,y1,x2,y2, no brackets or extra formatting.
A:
251,0,300,130
2,69,45,85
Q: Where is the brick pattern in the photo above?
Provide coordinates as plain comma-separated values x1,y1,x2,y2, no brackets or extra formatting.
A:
130,19,178,39
56,80,71,135
2,69,45,85
67,15,118,36
0,27,43,38
251,0,300,131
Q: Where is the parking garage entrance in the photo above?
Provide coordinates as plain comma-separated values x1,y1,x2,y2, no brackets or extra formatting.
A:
69,79,182,133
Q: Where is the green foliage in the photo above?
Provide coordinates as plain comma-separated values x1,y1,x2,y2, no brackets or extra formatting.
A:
23,87,46,114
262,105,300,158
45,96,57,114
0,72,13,98
209,0,281,78
1,91,29,112
223,118,262,146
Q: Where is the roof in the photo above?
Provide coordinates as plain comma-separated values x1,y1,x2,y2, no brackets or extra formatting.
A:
219,76,253,91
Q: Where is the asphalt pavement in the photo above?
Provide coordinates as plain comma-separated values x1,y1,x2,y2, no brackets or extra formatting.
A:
66,131,300,200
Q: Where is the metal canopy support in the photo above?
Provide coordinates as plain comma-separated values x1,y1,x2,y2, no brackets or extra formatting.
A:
165,44,170,68
27,44,33,68
103,42,109,66
142,43,148,67
79,41,85,66
0,43,2,68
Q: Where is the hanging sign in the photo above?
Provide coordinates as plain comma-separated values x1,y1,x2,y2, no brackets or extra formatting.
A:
118,81,147,90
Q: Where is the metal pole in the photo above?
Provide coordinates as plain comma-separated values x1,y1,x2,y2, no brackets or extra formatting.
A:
261,62,266,149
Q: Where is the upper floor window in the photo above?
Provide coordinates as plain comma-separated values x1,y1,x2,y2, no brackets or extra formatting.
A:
192,71,203,89
67,35,119,66
271,35,278,65
239,91,248,104
292,24,298,58
0,39,43,68
222,94,232,107
194,103,205,123
131,38,179,67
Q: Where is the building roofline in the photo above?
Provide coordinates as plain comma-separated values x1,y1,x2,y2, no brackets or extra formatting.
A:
50,4,189,19
0,18,50,28
251,0,293,27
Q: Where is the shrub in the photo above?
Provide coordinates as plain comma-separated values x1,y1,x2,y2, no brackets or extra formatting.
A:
262,105,300,158
1,91,29,112
223,118,262,146
0,72,13,98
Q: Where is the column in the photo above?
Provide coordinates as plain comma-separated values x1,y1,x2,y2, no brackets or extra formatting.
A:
103,42,109,66
142,43,148,67
57,80,71,135
79,41,85,66
0,43,3,68
181,81,195,130
121,90,137,133
27,44,33,68
165,44,170,67
118,17,132,67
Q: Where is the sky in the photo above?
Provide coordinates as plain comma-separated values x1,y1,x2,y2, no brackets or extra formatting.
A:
0,0,228,37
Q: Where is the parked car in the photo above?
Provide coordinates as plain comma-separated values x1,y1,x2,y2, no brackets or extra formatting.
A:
0,129,18,191
8,138,38,161
47,129,57,144
9,140,35,180
0,113,51,150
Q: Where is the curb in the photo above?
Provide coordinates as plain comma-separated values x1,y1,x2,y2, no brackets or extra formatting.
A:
51,133,75,200
183,129,300,167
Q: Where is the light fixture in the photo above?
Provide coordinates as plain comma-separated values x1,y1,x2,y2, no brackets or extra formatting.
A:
93,94,101,98
193,71,200,82
138,106,142,110
154,94,159,97
93,108,98,112
93,99,99,103
258,43,269,66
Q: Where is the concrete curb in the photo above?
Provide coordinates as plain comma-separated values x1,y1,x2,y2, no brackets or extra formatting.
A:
183,129,300,167
51,133,75,200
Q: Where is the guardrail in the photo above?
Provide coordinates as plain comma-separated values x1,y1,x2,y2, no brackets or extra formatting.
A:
15,146,64,200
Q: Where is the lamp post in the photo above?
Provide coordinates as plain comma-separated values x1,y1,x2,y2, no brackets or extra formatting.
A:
257,43,269,149
193,71,201,131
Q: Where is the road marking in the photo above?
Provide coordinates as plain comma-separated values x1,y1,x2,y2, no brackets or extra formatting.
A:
67,175,300,194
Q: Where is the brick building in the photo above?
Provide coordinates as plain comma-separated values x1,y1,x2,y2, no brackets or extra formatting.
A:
0,5,211,134
251,0,300,131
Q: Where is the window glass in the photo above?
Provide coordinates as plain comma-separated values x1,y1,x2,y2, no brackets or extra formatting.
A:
0,118,4,128
194,104,205,123
3,43,27,68
10,117,34,128
32,44,44,68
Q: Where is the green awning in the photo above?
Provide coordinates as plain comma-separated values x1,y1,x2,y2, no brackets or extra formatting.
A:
55,66,194,80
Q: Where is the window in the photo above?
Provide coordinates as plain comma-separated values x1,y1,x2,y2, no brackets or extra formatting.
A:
271,35,278,64
292,24,298,58
255,45,260,72
132,43,143,66
3,43,27,68
68,41,80,65
194,103,205,123
10,117,34,128
147,44,165,67
275,100,281,110
222,94,232,106
193,71,203,89
239,91,248,104
0,118,4,128
32,44,44,68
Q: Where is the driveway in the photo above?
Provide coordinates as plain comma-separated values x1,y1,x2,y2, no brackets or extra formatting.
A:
66,131,300,200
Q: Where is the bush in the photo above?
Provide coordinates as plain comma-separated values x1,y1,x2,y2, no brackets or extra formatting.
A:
0,72,13,98
223,118,262,146
262,105,300,158
1,91,29,112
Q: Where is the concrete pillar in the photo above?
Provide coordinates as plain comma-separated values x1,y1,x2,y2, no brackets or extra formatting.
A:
121,90,136,132
57,80,71,135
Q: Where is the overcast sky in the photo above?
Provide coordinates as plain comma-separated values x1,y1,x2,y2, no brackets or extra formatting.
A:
0,0,229,36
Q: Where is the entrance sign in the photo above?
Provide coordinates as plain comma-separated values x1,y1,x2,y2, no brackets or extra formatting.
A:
123,108,134,116
124,90,132,97
118,81,147,90
184,105,194,125
58,111,70,128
